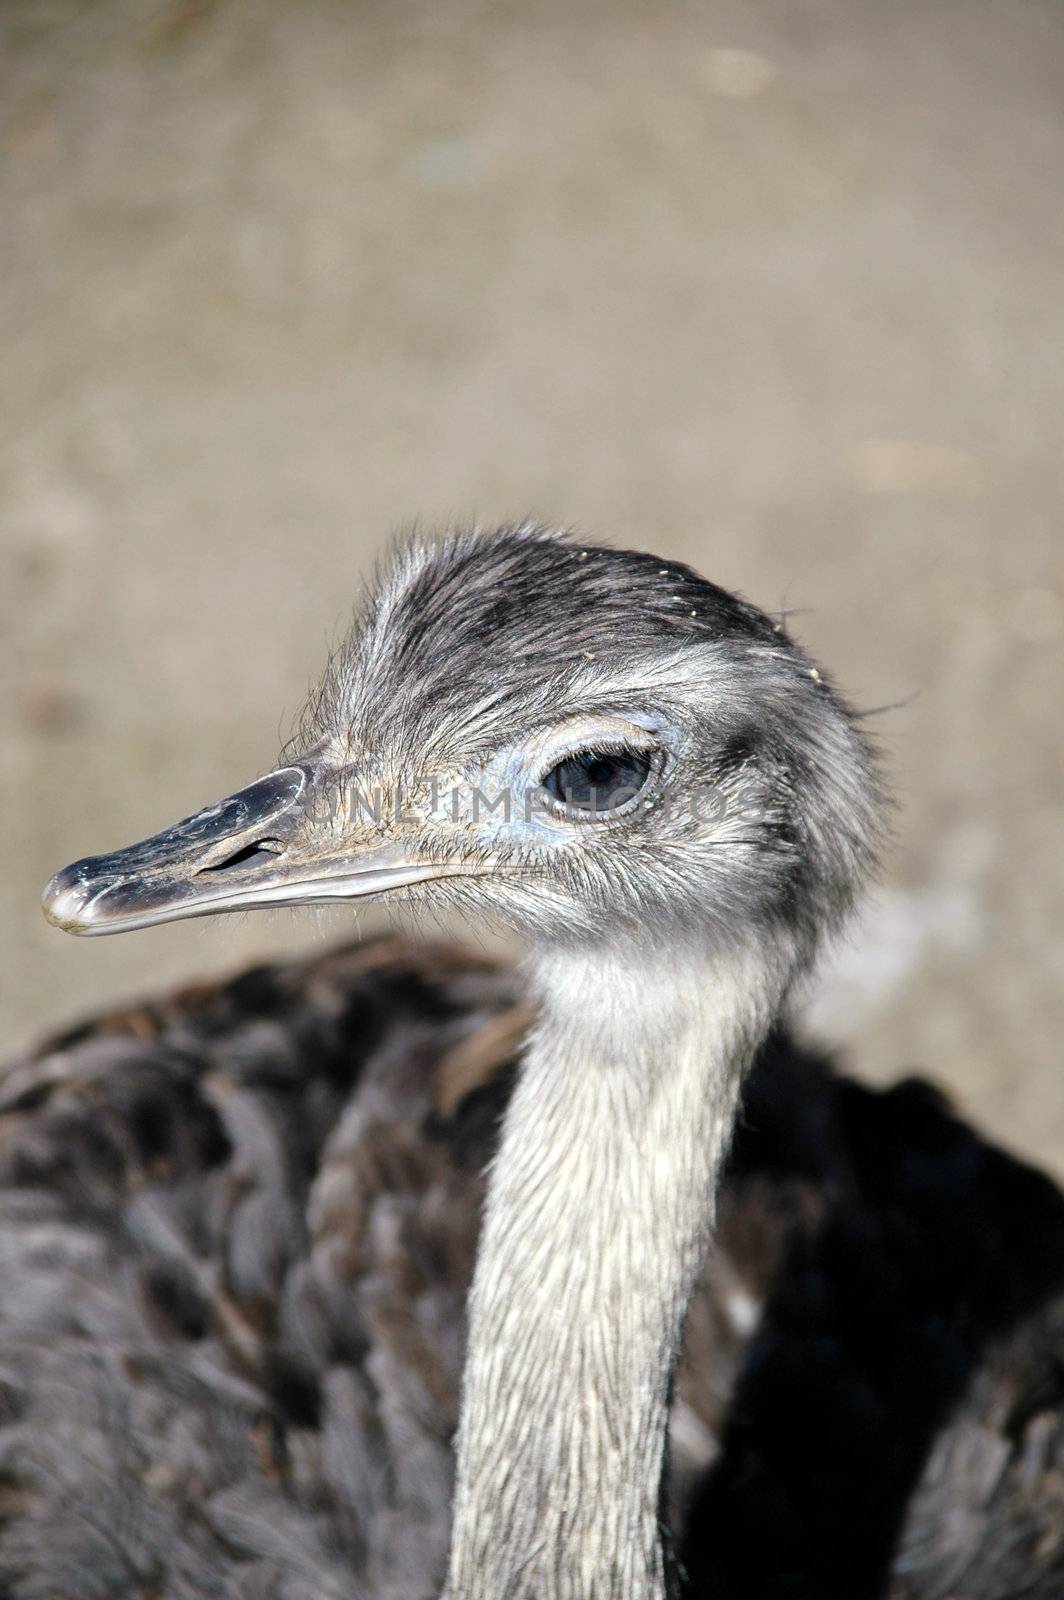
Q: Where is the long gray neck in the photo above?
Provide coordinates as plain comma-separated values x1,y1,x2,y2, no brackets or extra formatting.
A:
445,937,787,1600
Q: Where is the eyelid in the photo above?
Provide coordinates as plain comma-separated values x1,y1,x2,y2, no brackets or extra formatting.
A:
530,720,660,777
533,737,654,789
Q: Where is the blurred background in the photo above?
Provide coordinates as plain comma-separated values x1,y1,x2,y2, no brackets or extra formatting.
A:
2,0,1062,1169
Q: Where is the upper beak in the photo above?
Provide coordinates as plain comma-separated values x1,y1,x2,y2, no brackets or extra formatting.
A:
42,760,472,937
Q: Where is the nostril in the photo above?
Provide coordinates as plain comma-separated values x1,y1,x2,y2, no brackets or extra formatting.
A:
198,839,285,875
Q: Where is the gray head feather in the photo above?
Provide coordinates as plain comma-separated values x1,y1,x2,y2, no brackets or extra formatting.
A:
291,523,884,955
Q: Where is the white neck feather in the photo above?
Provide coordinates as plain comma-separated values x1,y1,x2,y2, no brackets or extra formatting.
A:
445,937,788,1600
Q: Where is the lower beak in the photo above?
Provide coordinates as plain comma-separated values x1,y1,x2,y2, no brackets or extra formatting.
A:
42,763,470,937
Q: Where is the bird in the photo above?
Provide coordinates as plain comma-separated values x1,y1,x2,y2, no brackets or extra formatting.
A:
6,521,1059,1600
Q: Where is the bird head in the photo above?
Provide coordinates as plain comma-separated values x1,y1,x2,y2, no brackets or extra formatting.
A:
43,525,882,960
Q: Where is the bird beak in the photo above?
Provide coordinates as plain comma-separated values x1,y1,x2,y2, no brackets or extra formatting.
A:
41,760,472,937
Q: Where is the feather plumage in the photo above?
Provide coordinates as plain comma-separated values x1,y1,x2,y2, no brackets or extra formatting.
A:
1,938,1062,1596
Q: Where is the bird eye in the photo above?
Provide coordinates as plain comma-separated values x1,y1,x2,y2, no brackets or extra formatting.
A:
540,746,655,816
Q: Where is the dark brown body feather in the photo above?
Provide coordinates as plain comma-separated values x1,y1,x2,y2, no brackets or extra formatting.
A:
0,937,1061,1598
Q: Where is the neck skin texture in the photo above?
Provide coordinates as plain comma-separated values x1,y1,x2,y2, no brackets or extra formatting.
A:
445,935,790,1600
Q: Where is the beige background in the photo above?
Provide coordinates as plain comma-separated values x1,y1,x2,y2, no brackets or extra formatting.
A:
3,0,1062,1170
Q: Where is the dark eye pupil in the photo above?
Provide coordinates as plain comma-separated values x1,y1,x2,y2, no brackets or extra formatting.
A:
542,747,653,812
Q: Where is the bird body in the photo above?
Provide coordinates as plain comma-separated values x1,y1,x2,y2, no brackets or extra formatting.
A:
22,524,1063,1597
3,937,1064,1598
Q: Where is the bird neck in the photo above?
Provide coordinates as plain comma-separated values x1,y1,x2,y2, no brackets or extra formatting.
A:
445,936,787,1600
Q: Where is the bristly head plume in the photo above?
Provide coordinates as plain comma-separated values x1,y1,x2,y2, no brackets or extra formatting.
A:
281,523,885,960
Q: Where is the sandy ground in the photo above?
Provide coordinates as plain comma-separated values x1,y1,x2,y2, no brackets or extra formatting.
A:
2,0,1062,1170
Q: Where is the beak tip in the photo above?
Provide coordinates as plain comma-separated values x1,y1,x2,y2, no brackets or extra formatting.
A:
42,864,96,935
